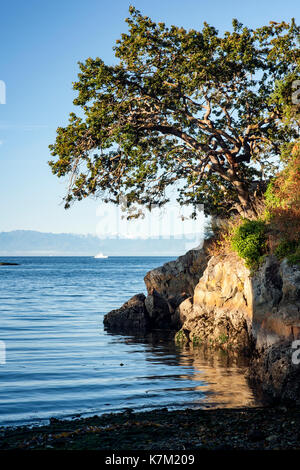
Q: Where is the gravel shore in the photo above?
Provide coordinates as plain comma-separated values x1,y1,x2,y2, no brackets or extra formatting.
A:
1,405,300,450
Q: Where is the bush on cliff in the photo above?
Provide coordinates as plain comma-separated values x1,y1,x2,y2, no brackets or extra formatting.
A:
231,219,267,269
224,142,300,269
264,142,300,264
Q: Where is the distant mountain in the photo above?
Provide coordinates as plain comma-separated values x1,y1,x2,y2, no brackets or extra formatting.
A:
0,230,203,256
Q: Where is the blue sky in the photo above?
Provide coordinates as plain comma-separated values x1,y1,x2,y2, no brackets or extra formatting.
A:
0,0,299,234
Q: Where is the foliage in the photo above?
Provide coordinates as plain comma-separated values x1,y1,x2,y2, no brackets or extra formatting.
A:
287,245,300,265
264,142,300,265
231,219,267,269
49,7,300,219
208,144,300,268
264,180,282,211
175,330,187,344
275,239,298,258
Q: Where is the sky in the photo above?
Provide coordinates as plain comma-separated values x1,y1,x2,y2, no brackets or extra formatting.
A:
0,0,299,235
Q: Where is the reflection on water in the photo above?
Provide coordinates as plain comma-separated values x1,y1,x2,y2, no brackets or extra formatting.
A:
178,347,257,408
109,331,260,410
0,257,261,428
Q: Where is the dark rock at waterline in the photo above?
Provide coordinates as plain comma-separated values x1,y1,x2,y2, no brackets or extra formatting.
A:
103,293,150,332
103,246,206,335
144,290,171,329
247,340,300,405
0,262,19,266
104,290,183,333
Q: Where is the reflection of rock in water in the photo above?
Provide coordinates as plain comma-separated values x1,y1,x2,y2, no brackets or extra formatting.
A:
106,330,261,409
177,346,260,408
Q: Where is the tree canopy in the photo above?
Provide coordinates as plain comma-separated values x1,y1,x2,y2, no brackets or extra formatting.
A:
49,7,300,219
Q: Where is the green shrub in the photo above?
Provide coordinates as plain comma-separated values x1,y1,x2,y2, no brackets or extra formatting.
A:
231,219,267,270
175,330,187,344
287,245,300,265
264,180,282,210
275,239,299,259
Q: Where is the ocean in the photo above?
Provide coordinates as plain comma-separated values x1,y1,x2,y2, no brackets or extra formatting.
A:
0,256,260,427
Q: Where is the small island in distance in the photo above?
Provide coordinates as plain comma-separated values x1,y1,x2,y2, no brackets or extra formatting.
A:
0,262,19,266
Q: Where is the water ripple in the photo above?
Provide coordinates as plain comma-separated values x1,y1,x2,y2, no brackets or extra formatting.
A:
0,256,260,426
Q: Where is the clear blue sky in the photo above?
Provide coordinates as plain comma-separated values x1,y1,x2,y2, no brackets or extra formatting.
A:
1,0,299,234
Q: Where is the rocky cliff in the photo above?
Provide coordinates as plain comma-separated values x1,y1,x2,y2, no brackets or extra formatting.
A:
175,252,253,353
104,240,211,332
103,243,300,403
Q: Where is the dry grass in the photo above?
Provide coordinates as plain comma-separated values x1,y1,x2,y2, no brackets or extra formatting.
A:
206,216,243,258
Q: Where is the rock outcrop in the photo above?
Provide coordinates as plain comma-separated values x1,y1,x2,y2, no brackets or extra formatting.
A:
103,294,149,332
104,242,211,333
252,257,300,347
144,240,210,300
175,252,253,353
246,258,300,403
175,253,300,352
247,341,300,404
103,241,300,404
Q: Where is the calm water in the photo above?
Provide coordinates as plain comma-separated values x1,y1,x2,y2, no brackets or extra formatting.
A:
0,256,260,427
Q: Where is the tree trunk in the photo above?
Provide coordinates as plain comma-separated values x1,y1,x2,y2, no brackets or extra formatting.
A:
232,179,258,219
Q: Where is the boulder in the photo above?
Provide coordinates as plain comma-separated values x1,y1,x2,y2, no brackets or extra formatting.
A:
144,239,211,300
103,239,211,334
144,290,171,329
103,294,149,333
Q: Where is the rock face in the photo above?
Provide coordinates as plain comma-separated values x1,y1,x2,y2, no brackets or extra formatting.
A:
144,240,211,300
175,253,253,353
144,290,170,329
176,253,300,351
252,257,300,347
247,341,300,404
246,258,300,403
103,290,187,332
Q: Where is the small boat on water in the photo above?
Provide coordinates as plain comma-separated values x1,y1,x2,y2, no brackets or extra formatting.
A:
94,252,108,259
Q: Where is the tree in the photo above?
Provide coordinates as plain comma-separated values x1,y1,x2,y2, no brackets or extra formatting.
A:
49,7,300,219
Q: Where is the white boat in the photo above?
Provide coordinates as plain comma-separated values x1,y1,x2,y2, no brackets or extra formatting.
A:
94,252,108,259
